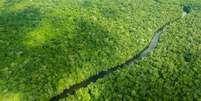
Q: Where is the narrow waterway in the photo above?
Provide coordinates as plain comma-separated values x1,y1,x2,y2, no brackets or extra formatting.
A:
50,11,188,101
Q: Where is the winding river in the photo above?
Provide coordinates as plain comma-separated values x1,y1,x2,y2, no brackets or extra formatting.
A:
50,11,188,101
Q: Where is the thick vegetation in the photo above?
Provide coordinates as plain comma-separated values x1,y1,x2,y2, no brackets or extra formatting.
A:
0,0,200,101
65,1,201,101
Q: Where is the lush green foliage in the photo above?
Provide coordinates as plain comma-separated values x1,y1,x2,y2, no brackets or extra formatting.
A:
65,1,201,101
0,0,200,100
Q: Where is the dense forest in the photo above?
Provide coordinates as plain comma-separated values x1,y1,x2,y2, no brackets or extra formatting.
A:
0,0,201,101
